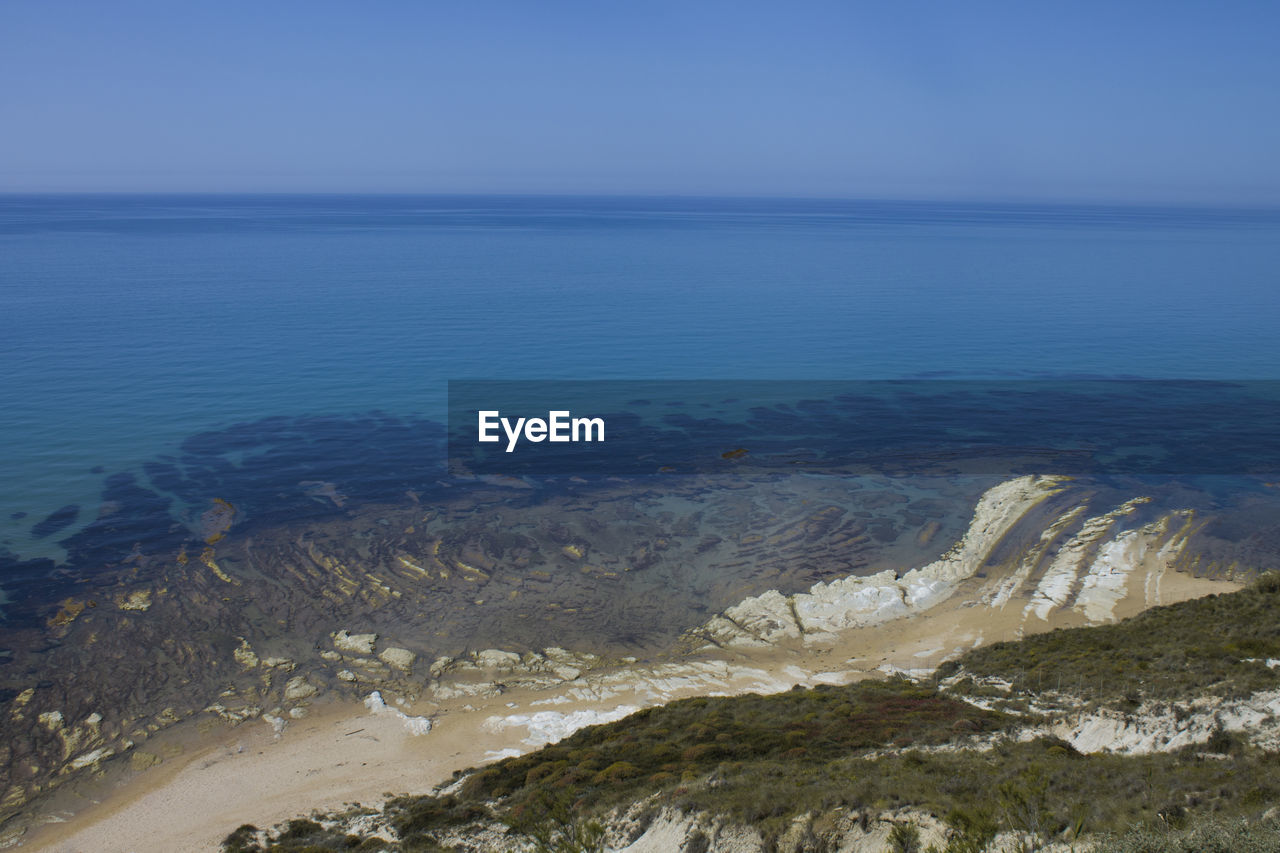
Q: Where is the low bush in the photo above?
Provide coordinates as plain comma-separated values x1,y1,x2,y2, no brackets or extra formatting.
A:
955,575,1280,702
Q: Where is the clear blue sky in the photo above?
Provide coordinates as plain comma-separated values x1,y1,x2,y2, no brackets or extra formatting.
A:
2,1,1277,201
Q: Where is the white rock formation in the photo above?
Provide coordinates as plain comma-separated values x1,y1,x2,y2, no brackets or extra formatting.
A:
364,691,433,735
698,475,1069,647
1054,689,1280,754
483,705,641,748
983,504,1086,609
1072,511,1193,623
1024,497,1150,621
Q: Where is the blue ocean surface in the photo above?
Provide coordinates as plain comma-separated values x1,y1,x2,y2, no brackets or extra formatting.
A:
3,195,1280,565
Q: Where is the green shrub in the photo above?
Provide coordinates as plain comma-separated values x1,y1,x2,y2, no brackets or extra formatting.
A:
888,820,921,853
944,807,997,853
954,576,1280,703
222,825,261,853
386,794,489,838
1095,817,1280,852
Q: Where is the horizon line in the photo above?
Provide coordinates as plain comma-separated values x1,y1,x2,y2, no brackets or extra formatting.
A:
3,189,1280,212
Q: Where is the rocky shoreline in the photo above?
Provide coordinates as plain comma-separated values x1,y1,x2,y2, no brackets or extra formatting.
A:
15,474,1265,851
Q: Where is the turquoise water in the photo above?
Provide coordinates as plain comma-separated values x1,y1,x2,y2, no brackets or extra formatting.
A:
3,195,1280,561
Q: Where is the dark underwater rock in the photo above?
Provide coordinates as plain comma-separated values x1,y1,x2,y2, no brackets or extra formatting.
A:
30,505,79,540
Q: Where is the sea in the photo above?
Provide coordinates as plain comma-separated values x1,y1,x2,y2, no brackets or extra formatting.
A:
3,194,1280,604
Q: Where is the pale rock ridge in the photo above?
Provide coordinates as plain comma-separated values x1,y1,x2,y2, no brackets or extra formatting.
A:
1150,511,1200,601
982,504,1087,609
1072,510,1194,623
1024,497,1151,621
695,475,1070,648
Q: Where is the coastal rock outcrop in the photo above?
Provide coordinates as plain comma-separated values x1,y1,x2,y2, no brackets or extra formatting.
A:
1052,689,1280,754
692,475,1070,647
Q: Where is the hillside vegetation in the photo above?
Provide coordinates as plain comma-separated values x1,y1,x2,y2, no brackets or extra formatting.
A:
946,572,1280,703
225,575,1280,852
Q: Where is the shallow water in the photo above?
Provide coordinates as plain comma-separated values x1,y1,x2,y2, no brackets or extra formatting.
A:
4,195,1280,567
